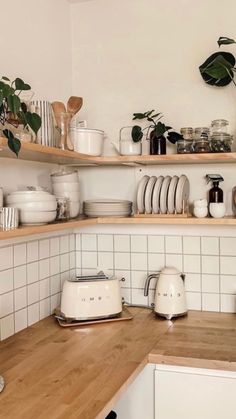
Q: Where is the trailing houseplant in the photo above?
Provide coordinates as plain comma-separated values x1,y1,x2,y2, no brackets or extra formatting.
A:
131,110,182,155
199,37,236,87
0,76,41,156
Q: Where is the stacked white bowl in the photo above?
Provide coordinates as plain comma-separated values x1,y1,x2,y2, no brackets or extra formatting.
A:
51,170,80,218
6,191,57,225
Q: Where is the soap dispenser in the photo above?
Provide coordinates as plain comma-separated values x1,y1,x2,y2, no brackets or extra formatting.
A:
206,174,226,218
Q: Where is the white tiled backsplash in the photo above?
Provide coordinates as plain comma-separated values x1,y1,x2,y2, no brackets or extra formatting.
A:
0,234,75,341
1,230,236,341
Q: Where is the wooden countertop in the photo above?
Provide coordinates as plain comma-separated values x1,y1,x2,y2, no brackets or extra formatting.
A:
0,309,236,419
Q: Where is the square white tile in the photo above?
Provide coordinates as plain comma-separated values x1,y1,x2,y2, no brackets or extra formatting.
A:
0,269,13,294
50,237,60,257
220,237,236,256
81,252,97,269
14,243,26,267
50,293,61,314
148,235,164,253
27,282,39,305
0,246,13,271
14,287,27,311
76,251,81,269
14,308,27,333
165,236,182,254
50,274,61,295
184,273,201,292
60,271,70,291
0,292,13,318
28,302,40,326
165,254,182,271
220,275,236,294
202,255,219,274
114,252,130,270
131,253,147,271
201,237,219,255
60,253,70,273
81,234,97,251
70,252,76,270
60,235,69,254
114,235,130,252
81,268,97,276
131,271,147,289
186,292,201,310
0,314,14,340
131,235,147,253
148,253,165,272
131,288,148,306
40,278,50,300
39,258,50,280
202,274,219,293
69,234,76,252
39,239,50,260
27,262,39,284
183,236,200,255
98,252,114,270
114,270,131,288
75,234,81,251
98,235,113,252
14,265,27,289
27,241,38,263
50,256,60,276
120,288,131,304
220,257,236,275
202,293,220,312
40,298,51,320
220,294,236,313
183,255,201,273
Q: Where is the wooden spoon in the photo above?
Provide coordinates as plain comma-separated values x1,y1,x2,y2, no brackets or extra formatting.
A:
51,101,74,151
67,96,83,116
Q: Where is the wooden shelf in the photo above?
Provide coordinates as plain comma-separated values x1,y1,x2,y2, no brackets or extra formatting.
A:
1,216,236,240
1,138,236,166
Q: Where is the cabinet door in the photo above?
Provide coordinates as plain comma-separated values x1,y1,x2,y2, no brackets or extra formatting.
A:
155,365,236,419
113,364,155,419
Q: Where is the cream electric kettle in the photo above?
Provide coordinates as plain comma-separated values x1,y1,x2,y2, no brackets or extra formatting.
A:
144,267,187,320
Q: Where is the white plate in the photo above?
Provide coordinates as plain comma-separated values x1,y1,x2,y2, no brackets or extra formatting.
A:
152,176,164,214
84,199,131,204
167,175,179,214
136,175,150,214
144,176,157,214
175,175,190,214
159,176,171,214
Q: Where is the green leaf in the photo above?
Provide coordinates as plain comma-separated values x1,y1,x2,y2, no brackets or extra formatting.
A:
150,112,162,119
7,95,21,115
155,121,167,137
17,110,28,127
203,54,234,80
2,76,10,81
0,90,3,107
133,113,147,120
3,129,21,157
2,84,14,97
25,112,41,135
167,131,183,144
20,101,27,113
218,37,236,47
14,78,31,91
199,51,235,86
131,125,143,142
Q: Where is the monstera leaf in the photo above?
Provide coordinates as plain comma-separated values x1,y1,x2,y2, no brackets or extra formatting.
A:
199,52,235,86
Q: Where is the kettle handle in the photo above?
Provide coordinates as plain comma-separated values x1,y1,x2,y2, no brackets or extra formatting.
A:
144,273,159,297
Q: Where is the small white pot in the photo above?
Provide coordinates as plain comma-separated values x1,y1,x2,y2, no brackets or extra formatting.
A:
193,206,208,218
209,203,226,218
72,128,104,156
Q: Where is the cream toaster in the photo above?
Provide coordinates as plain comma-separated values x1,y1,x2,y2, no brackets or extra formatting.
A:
60,272,122,321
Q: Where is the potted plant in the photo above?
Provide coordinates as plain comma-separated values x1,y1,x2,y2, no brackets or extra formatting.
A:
0,76,41,156
199,37,236,87
131,110,182,155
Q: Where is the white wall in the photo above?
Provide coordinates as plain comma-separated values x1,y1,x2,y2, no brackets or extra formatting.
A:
70,0,236,154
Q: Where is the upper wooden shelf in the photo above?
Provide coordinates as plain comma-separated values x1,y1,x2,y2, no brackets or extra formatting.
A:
1,138,236,166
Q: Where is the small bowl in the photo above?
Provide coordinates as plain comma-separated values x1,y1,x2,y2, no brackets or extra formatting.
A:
6,191,56,204
52,182,79,194
51,170,78,184
193,207,208,218
193,199,208,208
20,210,57,225
209,203,226,218
7,201,57,212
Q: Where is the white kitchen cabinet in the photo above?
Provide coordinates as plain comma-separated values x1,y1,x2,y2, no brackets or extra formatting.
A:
155,365,236,419
113,364,155,419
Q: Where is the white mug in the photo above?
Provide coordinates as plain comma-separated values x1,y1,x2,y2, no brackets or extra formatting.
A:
209,203,226,218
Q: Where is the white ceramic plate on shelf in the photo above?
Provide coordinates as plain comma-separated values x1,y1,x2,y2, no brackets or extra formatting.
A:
159,176,171,214
152,176,164,214
167,175,179,214
136,175,150,214
144,176,157,214
175,175,190,214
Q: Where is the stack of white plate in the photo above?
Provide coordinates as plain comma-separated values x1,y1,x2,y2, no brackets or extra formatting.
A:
136,174,190,215
84,199,132,217
6,191,57,225
51,170,80,218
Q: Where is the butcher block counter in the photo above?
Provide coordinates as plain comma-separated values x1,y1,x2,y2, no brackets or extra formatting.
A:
0,308,236,419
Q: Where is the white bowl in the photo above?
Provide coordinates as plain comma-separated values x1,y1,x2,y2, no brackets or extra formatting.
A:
209,203,226,218
7,201,57,212
52,182,79,194
20,210,57,225
72,128,104,156
6,191,55,204
69,201,80,218
54,191,79,201
193,207,208,218
193,199,208,208
51,170,78,184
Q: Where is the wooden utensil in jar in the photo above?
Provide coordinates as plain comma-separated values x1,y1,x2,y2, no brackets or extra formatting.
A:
51,102,74,151
67,96,83,116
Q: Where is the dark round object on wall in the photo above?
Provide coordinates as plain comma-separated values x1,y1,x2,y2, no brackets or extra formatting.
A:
199,51,235,86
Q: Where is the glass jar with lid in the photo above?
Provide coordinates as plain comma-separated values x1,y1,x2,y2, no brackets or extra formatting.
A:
211,119,229,135
210,133,233,153
177,127,194,154
193,127,211,153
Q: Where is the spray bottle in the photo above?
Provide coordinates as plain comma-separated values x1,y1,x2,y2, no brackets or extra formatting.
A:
206,174,224,203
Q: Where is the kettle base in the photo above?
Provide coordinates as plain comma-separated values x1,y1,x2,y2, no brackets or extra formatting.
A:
155,311,188,320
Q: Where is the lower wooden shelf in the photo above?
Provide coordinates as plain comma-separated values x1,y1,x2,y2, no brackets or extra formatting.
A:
0,216,236,240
